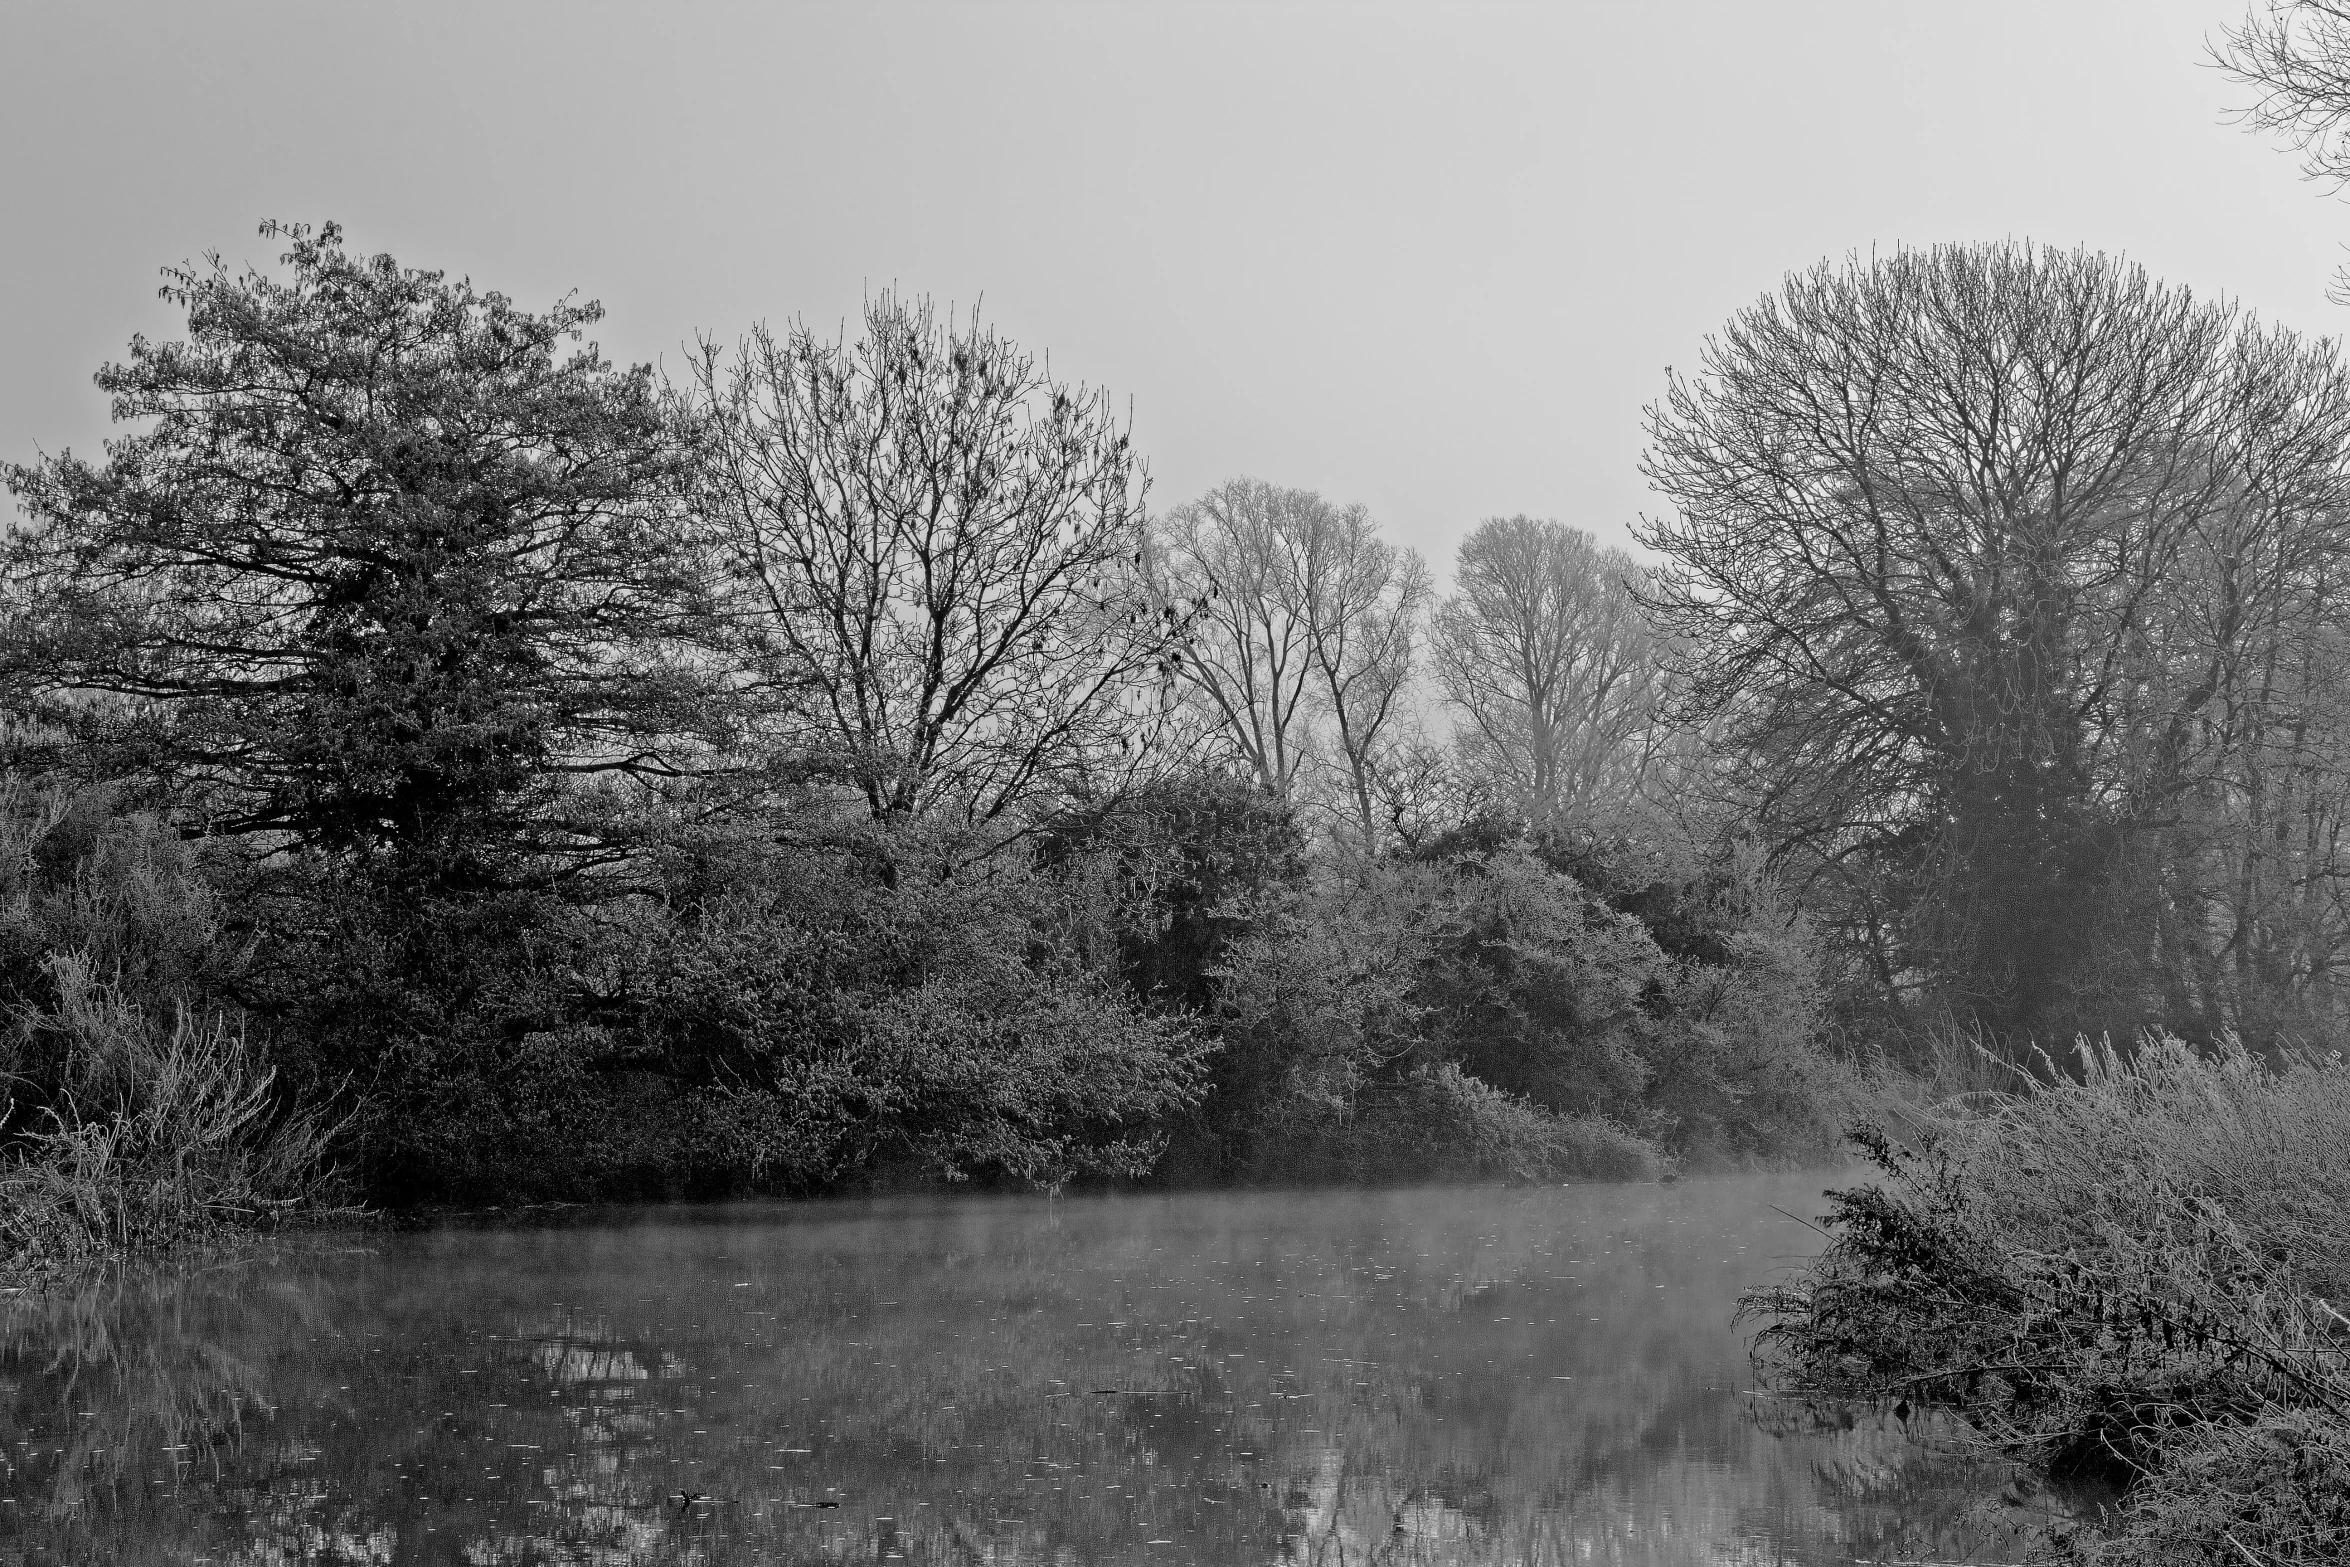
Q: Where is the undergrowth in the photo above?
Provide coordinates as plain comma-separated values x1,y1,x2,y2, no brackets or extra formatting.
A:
1,956,348,1283
1243,1061,1665,1184
1,775,349,1285
1738,1034,2350,1566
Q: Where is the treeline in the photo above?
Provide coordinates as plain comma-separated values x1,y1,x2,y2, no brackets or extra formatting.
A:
0,223,1835,1249
13,221,2350,1246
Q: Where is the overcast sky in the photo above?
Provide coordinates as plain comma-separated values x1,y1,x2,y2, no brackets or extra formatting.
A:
4,1,2345,574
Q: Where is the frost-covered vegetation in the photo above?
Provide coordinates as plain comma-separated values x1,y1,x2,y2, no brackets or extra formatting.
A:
1744,1040,2350,1564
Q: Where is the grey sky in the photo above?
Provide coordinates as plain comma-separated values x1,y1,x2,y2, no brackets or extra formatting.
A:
4,1,2343,575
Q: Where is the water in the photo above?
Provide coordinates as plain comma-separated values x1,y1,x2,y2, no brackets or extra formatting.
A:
0,1175,2038,1565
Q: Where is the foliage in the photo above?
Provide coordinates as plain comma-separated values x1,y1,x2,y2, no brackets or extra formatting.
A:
1419,848,1661,1117
1251,1061,1664,1185
246,818,1213,1203
2062,1408,2350,1566
1,961,342,1279
635,823,1212,1191
1181,840,1837,1178
1202,859,1439,1163
1739,1036,2350,1562
1423,844,1840,1163
0,771,341,1282
0,221,718,896
258,874,652,1204
1038,769,1307,1013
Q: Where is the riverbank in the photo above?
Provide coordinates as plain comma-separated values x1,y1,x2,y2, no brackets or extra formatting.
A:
1739,1035,2350,1565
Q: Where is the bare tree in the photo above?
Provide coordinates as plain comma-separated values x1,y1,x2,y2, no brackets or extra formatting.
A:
1365,730,1493,853
1150,479,1328,801
1152,480,1430,846
1430,517,1662,832
1637,241,2350,1038
1306,506,1432,849
2221,3,2350,184
691,296,1179,826
2219,2,2350,297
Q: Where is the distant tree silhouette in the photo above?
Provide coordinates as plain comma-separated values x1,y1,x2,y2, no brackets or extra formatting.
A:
1431,517,1662,834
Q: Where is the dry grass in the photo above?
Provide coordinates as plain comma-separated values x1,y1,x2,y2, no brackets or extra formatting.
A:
1,955,349,1283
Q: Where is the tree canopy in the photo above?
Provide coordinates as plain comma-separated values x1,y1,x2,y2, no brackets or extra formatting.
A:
692,296,1179,828
1639,242,2350,1034
1,221,718,891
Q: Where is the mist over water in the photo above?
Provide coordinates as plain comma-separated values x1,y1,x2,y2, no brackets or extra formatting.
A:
0,1176,2031,1565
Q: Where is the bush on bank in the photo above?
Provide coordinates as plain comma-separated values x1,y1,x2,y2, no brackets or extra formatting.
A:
1739,1036,2350,1565
0,774,343,1281
1184,841,1843,1181
1251,1062,1665,1184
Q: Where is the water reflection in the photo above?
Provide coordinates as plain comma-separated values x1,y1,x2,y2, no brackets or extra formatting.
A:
0,1177,2034,1565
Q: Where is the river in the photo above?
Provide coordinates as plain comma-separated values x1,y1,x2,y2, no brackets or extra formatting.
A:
0,1174,2038,1565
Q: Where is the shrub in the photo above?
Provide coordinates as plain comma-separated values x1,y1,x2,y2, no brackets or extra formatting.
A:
1,957,341,1280
2062,1408,2350,1566
1038,771,1307,1012
0,774,343,1281
1739,1035,2350,1562
1418,847,1662,1119
638,824,1212,1192
1265,1062,1663,1184
1184,843,1839,1179
256,876,648,1203
1422,845,1842,1163
1199,861,1438,1165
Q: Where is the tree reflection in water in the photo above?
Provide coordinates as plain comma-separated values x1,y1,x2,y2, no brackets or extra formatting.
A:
0,1177,2038,1565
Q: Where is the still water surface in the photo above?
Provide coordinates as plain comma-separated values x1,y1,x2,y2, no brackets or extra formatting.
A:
0,1176,2036,1566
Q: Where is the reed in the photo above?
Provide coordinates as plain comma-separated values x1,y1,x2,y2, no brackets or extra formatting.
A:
0,955,347,1282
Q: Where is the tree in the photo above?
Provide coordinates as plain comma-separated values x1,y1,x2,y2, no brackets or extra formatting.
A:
1306,506,1432,850
2221,2,2350,299
1153,478,1429,846
692,296,1177,827
1430,517,1662,832
1151,479,1328,802
0,222,715,893
1637,242,2350,1038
